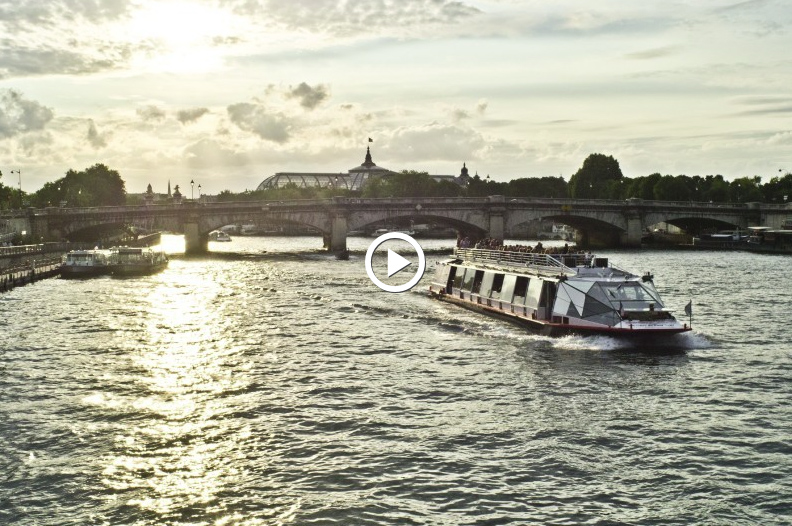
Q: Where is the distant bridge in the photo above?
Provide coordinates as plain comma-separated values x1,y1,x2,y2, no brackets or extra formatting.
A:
3,196,790,254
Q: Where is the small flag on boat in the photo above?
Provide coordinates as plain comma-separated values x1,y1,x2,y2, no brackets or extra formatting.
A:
684,300,692,316
368,137,373,142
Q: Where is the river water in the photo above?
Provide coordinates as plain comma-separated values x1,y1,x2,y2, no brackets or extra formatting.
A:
1,236,790,525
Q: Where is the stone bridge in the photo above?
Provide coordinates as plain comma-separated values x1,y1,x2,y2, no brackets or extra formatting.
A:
6,196,790,254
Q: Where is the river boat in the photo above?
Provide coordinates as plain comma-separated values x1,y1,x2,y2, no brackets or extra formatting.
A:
692,230,747,249
60,249,111,278
371,228,415,237
429,247,691,338
745,226,792,253
209,230,232,242
108,246,168,276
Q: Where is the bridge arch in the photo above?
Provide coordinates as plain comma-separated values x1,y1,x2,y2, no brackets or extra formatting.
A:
348,212,488,239
507,210,628,247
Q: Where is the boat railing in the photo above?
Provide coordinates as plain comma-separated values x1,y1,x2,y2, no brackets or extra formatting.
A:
454,248,587,274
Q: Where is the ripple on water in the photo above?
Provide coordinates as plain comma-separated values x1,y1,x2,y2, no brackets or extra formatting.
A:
1,243,791,525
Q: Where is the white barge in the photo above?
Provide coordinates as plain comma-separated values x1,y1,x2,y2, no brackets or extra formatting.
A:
61,249,111,278
430,248,691,338
108,246,168,276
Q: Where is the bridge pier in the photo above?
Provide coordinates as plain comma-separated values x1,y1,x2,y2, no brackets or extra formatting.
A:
328,213,347,252
576,228,623,248
488,196,505,240
184,223,208,255
28,212,48,242
621,215,643,248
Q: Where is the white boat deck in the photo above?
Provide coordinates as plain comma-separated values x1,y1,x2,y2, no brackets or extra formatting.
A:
454,248,583,274
453,248,634,280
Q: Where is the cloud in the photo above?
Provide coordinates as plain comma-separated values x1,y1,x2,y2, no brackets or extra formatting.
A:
767,131,792,145
0,89,54,138
0,0,132,26
136,105,166,121
87,119,108,148
231,0,481,35
287,82,329,110
0,0,137,78
0,45,132,78
176,107,210,124
227,101,292,143
18,130,54,156
386,122,486,162
625,46,677,60
714,0,770,14
476,99,488,115
183,138,250,168
451,108,470,122
731,95,792,116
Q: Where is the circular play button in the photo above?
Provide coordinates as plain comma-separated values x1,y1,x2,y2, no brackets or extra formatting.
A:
365,232,426,293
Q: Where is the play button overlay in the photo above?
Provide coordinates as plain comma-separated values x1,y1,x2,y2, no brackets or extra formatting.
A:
387,249,411,277
365,232,426,293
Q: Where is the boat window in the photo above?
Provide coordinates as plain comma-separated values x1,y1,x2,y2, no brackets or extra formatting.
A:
501,275,517,303
452,266,464,289
461,268,476,291
513,276,529,305
490,273,504,300
525,278,543,309
445,266,457,291
479,272,495,298
541,282,557,308
601,282,661,305
471,270,485,294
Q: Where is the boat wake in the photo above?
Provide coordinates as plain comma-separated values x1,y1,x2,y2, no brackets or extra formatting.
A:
550,330,713,353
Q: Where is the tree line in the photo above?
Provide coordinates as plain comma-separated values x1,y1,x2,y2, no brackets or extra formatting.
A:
226,154,792,205
2,155,791,208
0,163,126,209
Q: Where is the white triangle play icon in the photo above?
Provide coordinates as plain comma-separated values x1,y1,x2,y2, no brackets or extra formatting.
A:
387,249,411,277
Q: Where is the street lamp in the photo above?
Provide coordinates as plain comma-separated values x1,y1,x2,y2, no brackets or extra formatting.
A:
198,184,202,199
10,169,20,207
190,179,194,200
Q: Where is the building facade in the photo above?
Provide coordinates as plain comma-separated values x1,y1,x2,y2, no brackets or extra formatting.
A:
256,147,471,192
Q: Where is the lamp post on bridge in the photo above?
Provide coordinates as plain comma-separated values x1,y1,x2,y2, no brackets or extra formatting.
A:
8,169,21,208
198,184,202,200
190,179,194,200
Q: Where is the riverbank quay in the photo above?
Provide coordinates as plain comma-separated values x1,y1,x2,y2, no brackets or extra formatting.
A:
0,243,87,292
0,256,62,292
0,242,76,269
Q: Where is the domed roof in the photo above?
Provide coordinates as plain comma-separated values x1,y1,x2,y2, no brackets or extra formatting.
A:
348,146,391,173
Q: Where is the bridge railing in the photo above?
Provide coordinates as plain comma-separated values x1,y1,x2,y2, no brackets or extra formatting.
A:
1,197,790,226
0,242,76,258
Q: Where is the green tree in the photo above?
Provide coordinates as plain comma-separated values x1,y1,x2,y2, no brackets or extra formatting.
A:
702,175,730,203
653,175,691,201
569,153,623,199
505,176,567,198
465,173,506,197
729,176,763,203
761,172,792,203
0,171,14,209
31,163,126,207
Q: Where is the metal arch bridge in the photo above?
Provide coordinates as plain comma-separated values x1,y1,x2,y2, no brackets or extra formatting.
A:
7,196,790,254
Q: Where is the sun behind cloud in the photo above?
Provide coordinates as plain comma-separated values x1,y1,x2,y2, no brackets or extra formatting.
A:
124,1,240,74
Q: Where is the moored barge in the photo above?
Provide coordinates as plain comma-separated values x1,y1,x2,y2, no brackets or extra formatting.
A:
430,247,691,338
61,249,111,278
108,246,168,276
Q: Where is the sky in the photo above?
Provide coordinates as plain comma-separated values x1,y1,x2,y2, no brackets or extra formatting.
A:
0,0,791,196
